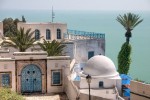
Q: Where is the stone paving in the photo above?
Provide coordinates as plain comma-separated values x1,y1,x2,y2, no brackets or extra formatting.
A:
23,93,69,100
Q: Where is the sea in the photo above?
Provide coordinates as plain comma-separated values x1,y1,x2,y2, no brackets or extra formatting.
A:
0,10,150,82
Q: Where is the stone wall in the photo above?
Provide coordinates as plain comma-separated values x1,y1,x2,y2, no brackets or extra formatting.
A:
130,80,150,100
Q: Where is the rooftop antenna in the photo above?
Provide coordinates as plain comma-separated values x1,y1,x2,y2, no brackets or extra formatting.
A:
52,6,55,22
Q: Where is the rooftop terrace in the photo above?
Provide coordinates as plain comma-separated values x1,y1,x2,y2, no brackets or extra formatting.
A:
65,29,105,40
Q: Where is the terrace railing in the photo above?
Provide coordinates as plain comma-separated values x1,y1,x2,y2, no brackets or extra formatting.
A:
64,29,105,40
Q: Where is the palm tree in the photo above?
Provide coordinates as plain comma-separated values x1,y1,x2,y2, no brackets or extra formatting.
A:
117,13,143,43
117,13,143,74
38,39,66,56
1,27,38,52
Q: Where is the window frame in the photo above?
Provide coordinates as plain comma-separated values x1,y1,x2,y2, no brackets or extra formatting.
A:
57,29,61,39
35,29,40,40
51,69,62,86
0,72,12,88
88,51,94,59
99,81,104,87
46,29,51,40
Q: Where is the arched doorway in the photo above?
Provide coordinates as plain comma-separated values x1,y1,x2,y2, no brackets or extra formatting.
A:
21,64,42,93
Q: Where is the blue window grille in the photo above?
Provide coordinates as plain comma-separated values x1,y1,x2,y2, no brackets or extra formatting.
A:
52,71,61,85
46,29,51,40
1,74,10,87
35,29,40,40
88,51,94,59
57,29,61,39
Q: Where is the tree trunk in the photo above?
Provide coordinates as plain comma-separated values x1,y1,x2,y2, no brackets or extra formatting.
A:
126,37,130,43
125,29,132,43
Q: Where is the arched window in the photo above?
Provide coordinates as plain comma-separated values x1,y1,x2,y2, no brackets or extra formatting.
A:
35,29,40,40
57,29,61,39
46,29,51,40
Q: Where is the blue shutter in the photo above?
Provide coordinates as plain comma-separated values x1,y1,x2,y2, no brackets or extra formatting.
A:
46,29,51,40
88,51,94,59
99,81,103,87
35,29,40,40
57,29,61,39
52,72,61,85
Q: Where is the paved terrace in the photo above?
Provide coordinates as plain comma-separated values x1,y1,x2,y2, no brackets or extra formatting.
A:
24,93,69,100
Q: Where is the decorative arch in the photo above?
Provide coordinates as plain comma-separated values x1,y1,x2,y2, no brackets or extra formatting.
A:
16,60,46,93
35,29,40,40
21,64,42,93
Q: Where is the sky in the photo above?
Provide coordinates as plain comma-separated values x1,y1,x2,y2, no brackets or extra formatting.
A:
0,0,150,11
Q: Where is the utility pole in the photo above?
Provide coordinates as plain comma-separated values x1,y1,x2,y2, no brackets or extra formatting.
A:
52,6,55,22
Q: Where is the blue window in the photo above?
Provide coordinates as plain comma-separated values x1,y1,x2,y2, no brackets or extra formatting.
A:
88,51,94,59
99,81,103,87
52,70,61,85
57,29,61,39
35,29,40,40
0,73,11,87
46,29,51,40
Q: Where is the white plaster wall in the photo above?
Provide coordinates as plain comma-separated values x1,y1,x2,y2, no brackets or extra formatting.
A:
80,77,120,89
74,39,105,63
63,42,74,59
14,52,47,60
17,22,67,41
47,58,70,93
116,79,122,95
0,60,16,91
65,76,79,100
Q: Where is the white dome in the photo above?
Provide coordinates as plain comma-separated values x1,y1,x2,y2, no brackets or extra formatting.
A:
83,55,118,77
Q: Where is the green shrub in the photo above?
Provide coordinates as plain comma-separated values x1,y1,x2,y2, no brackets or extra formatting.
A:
0,87,24,100
118,42,132,74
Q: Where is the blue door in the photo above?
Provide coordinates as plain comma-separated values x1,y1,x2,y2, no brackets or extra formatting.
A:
21,64,42,93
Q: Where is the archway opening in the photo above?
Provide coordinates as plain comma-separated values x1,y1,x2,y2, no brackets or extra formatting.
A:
21,64,42,93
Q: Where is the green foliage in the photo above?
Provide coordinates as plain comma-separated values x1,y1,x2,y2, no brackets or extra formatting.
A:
2,27,38,52
3,16,27,36
3,18,19,36
38,39,66,56
116,13,143,42
118,42,132,74
0,87,24,100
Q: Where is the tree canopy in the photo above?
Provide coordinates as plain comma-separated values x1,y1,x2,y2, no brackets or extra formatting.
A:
117,13,143,43
1,27,38,52
38,39,66,56
3,16,26,36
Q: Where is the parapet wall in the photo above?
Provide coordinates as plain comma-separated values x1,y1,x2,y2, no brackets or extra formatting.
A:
130,80,150,100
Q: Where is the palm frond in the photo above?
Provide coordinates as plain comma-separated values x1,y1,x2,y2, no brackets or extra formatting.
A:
38,39,66,56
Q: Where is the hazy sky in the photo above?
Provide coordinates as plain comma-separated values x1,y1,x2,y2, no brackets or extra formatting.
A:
0,0,150,11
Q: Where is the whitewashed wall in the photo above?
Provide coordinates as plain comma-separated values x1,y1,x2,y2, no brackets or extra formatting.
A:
0,59,16,91
74,39,105,63
17,22,67,41
46,56,70,93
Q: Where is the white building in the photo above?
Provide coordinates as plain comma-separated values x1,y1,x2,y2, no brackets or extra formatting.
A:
0,21,123,100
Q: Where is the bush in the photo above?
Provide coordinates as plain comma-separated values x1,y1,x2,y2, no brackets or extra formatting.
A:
0,87,24,100
118,42,132,74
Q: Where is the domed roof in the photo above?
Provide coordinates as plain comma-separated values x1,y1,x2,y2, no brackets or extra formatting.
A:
83,55,118,77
